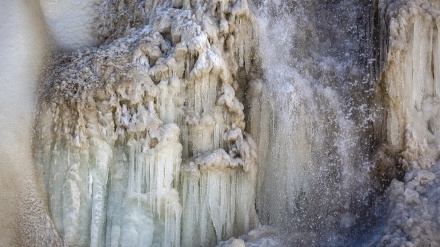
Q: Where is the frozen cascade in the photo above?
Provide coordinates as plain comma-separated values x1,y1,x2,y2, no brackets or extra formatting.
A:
34,0,258,246
4,0,440,246
247,1,379,245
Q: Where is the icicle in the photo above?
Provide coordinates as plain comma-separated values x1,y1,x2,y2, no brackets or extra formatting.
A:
199,173,209,245
127,138,136,193
63,162,81,245
435,21,440,97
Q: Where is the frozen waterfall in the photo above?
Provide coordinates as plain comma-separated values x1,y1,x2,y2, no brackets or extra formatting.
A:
2,0,440,246
247,1,380,245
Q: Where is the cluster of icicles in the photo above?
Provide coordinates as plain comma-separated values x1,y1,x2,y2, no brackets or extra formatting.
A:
35,0,257,246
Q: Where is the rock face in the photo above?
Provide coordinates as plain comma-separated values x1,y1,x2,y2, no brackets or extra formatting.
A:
34,0,258,246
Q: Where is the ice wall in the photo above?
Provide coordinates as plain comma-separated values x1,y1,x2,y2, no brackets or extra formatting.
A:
0,0,63,246
34,0,258,246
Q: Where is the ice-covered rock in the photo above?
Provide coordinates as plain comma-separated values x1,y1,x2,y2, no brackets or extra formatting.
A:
375,2,440,245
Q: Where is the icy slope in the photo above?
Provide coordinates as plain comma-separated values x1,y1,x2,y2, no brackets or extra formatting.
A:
379,165,440,246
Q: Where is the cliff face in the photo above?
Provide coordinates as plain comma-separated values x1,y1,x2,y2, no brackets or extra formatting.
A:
2,0,440,246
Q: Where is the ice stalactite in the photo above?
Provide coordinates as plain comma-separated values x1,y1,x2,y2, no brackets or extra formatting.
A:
34,0,258,246
6,0,440,245
180,135,258,247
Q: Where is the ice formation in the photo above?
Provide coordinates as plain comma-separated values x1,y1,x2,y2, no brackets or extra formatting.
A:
378,0,440,170
374,1,440,245
33,0,258,246
3,0,440,246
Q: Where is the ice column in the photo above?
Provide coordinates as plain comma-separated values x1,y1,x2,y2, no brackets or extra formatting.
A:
380,0,440,169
